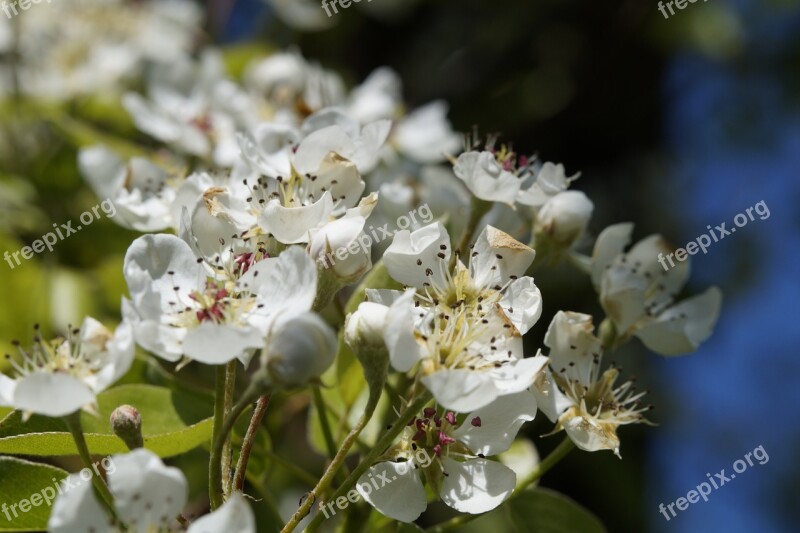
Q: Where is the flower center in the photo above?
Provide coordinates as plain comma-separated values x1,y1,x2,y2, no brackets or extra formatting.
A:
403,408,482,461
4,325,106,381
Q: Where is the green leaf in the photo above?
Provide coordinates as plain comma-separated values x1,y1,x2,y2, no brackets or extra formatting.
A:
0,384,213,458
0,456,68,532
509,489,605,532
462,488,605,533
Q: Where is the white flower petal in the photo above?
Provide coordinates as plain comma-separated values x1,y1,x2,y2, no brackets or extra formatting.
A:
238,123,298,178
394,101,461,164
48,473,109,533
305,153,365,215
356,461,427,523
517,162,574,207
384,290,423,372
109,449,188,529
453,151,522,205
310,215,371,280
347,67,402,123
451,392,538,456
471,226,535,289
590,223,633,289
635,287,722,356
561,414,619,454
422,369,498,412
600,264,649,334
0,374,15,407
123,234,205,319
259,192,334,244
236,246,318,327
12,373,95,417
182,323,264,365
532,367,574,423
439,457,515,514
384,222,450,289
499,277,542,335
78,146,126,201
188,493,255,533
487,355,548,396
544,311,601,387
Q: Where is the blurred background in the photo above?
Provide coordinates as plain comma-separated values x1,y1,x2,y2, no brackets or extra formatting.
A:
1,0,798,531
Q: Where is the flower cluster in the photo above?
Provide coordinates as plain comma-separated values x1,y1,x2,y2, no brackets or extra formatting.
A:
0,3,723,530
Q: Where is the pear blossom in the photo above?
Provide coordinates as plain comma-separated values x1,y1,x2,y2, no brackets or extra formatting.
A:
591,223,722,355
296,110,392,175
346,67,403,125
48,448,255,533
2,0,201,99
532,311,653,456
453,134,581,210
78,146,180,232
0,318,133,418
123,51,257,167
244,51,345,118
122,235,317,365
375,222,546,412
231,115,385,244
391,101,462,164
356,393,537,522
516,161,580,207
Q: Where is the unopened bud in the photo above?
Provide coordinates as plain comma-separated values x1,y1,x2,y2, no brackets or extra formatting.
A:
345,302,388,352
534,191,593,249
311,216,373,284
110,405,143,450
263,313,337,388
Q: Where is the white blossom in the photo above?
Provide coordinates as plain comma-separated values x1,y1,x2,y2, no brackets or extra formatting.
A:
375,223,546,412
591,223,722,355
356,393,537,521
123,51,257,167
0,318,133,419
122,235,317,365
78,146,179,232
48,448,255,533
532,311,652,456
